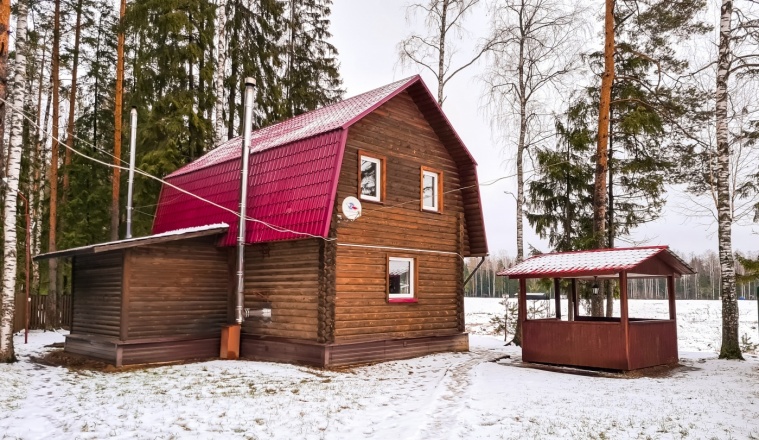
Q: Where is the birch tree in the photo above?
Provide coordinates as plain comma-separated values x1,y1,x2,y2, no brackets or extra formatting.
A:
1,0,29,363
484,0,585,263
213,0,229,144
713,0,758,360
398,0,491,106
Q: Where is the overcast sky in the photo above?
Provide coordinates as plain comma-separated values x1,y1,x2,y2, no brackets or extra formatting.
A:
328,0,758,258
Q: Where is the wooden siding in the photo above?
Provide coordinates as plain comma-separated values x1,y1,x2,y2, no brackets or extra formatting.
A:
337,91,470,254
125,237,229,339
64,334,118,364
71,252,123,338
332,91,467,343
241,240,321,340
628,320,678,369
121,337,220,365
240,334,468,367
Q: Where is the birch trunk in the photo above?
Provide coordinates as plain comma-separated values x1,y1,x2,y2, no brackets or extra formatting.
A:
436,0,449,106
715,0,742,360
1,0,29,362
510,31,527,347
213,0,228,144
0,0,9,180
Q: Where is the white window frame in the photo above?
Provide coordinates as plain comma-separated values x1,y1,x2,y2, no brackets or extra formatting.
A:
359,154,382,202
422,169,440,212
388,257,415,300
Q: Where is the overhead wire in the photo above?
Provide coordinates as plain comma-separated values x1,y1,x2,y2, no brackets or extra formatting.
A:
1,95,573,249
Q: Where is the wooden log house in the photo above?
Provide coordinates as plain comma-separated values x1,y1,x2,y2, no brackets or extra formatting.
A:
36,76,489,367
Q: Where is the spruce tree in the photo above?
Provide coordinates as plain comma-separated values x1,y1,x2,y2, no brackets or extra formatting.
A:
281,0,343,119
224,0,285,134
126,0,216,236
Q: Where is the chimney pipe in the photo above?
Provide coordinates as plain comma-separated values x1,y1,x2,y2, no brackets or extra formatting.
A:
235,78,256,324
126,107,137,239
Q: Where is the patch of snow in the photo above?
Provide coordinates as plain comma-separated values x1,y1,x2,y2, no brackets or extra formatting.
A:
36,223,229,258
1,299,758,439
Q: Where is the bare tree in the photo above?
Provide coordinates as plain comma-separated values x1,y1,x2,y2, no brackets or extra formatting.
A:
213,0,229,144
1,0,29,362
483,0,586,343
484,0,585,263
713,0,759,359
398,0,491,106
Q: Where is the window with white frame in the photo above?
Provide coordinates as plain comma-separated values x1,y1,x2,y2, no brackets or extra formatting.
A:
388,257,415,299
421,168,441,212
360,154,382,202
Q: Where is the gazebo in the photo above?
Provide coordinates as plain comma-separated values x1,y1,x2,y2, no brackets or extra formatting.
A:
499,246,695,371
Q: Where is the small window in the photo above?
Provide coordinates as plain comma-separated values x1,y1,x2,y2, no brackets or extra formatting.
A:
421,167,443,212
359,153,384,202
388,257,415,300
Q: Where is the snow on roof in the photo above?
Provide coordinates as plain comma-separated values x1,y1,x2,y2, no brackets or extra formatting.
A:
498,246,695,278
34,223,229,261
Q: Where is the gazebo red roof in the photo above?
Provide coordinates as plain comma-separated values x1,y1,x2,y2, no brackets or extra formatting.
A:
152,76,488,255
497,246,695,279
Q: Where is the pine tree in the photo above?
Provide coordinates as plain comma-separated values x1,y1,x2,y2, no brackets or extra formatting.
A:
60,0,117,250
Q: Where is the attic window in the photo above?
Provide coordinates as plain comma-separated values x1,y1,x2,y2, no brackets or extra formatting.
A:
359,152,385,203
421,167,443,212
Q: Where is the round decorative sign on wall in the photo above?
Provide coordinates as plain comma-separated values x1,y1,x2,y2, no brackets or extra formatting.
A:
341,196,362,221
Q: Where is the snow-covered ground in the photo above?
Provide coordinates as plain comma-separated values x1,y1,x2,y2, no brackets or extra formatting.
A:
1,299,758,440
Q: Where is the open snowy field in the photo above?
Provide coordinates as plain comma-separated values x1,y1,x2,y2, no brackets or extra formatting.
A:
1,299,758,440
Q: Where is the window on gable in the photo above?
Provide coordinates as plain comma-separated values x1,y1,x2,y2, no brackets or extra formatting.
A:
388,257,415,300
421,167,443,212
359,153,384,202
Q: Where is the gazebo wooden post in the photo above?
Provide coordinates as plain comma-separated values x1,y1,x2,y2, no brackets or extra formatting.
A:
667,275,676,320
620,271,630,369
553,278,561,320
571,278,578,319
518,278,527,324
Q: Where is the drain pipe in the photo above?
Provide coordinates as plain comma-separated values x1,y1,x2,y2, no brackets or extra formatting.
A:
235,78,256,325
464,256,486,286
125,107,137,239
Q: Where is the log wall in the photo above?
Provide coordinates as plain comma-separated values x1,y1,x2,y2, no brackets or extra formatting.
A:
71,252,123,338
332,91,467,343
240,240,321,341
125,237,229,339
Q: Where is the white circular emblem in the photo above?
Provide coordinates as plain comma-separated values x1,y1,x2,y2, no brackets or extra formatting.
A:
341,197,362,221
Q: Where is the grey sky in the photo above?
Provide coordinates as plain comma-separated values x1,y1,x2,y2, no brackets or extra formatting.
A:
329,0,758,257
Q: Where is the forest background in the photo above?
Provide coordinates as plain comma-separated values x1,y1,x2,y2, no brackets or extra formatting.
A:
0,0,757,361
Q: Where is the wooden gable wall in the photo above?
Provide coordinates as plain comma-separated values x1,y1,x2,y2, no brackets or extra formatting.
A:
331,90,467,343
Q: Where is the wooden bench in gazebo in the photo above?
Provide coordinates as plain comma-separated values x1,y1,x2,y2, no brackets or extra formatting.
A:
499,246,695,371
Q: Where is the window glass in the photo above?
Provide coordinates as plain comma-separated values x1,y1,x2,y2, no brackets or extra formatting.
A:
388,258,414,298
422,170,438,211
361,156,381,201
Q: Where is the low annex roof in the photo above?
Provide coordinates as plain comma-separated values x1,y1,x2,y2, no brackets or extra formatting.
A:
34,224,229,261
152,76,488,256
497,246,695,279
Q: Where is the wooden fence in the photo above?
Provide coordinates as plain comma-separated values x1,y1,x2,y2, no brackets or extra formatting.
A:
12,293,72,332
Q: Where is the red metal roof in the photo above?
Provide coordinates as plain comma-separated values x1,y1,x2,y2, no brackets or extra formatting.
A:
152,76,488,254
497,246,695,279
